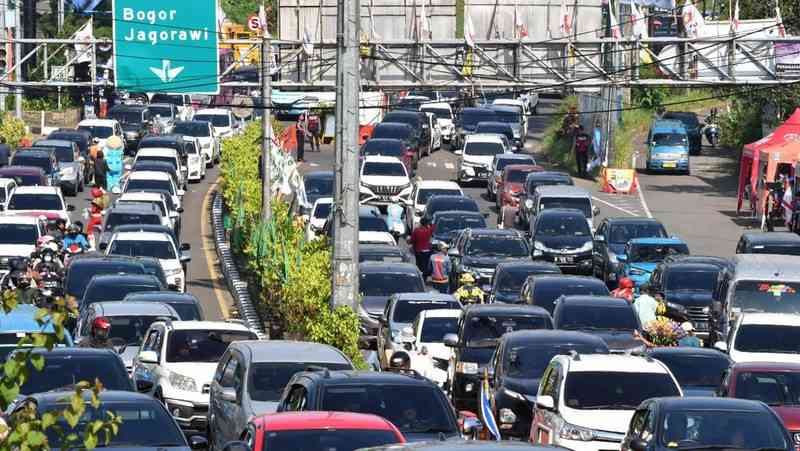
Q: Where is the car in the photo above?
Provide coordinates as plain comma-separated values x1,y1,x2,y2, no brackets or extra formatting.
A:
530,353,683,450
11,148,60,187
47,128,92,159
421,194,480,226
520,275,610,315
736,231,800,256
324,206,397,246
194,108,240,139
0,177,16,210
109,224,180,255
305,197,333,241
647,261,721,339
361,138,415,176
530,209,594,275
617,238,690,288
517,171,574,228
33,139,84,195
134,148,187,189
10,390,205,450
456,134,510,184
648,347,731,397
123,291,205,321
491,105,526,148
455,107,498,149
552,295,644,352
105,231,191,292
123,170,184,210
172,120,219,166
0,166,47,187
487,153,537,202
74,301,180,371
129,159,182,190
208,341,355,448
592,217,669,284
98,203,165,247
382,110,431,157
77,118,125,148
182,136,206,181
620,397,793,451
0,216,45,275
0,304,73,361
116,190,182,237
359,155,412,208
148,102,180,132
405,180,463,231
64,254,148,301
717,313,800,364
5,185,73,223
358,262,425,336
80,273,164,309
487,330,610,439
133,320,258,433
488,261,561,304
376,293,462,369
430,210,487,248
302,170,335,212
531,185,598,231
476,121,515,149
358,443,553,451
276,370,461,442
109,104,152,150
16,348,135,396
444,304,553,412
493,98,532,135
497,165,542,224
370,123,423,169
150,93,194,121
663,110,703,155
138,134,190,161
448,228,531,292
420,102,456,148
645,119,691,174
405,308,462,387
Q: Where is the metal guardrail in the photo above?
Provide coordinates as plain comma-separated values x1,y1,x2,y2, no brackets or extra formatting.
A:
210,189,268,339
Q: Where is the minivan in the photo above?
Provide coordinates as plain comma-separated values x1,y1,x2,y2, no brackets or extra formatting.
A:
531,185,598,231
646,119,690,174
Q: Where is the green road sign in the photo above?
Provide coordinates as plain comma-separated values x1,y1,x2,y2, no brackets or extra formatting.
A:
113,0,219,94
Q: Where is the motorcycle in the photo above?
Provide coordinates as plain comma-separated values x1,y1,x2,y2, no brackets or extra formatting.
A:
704,114,720,148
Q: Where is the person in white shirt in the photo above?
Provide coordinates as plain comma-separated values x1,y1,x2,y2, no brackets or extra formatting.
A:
634,283,659,327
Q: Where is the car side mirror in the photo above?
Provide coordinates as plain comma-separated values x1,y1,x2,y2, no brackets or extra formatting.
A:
189,436,208,450
221,441,250,451
137,350,158,364
66,204,75,212
443,333,459,347
176,206,184,213
98,242,108,251
592,205,600,216
180,251,191,263
536,395,555,410
630,438,648,451
220,387,237,403
177,189,186,197
136,379,154,392
714,341,728,353
180,243,191,251
358,335,378,351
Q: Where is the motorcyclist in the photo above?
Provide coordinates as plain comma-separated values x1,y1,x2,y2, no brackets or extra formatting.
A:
386,351,412,373
453,272,485,304
79,317,115,349
13,270,38,305
63,224,90,252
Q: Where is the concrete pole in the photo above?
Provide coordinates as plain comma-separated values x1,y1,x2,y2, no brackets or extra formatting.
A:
331,0,361,310
0,0,6,112
14,3,21,119
260,35,272,224
58,0,64,33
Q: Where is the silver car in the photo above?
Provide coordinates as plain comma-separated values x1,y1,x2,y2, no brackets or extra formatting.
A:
33,139,84,196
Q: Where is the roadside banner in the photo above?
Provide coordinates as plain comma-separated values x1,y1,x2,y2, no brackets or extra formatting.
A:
600,168,639,194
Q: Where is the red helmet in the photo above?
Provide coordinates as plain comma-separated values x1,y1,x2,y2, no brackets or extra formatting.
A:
619,278,634,289
91,187,103,198
91,316,111,339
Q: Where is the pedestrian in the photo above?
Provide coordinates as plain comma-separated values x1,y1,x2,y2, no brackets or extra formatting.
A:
94,150,109,190
428,242,452,293
678,322,702,347
0,137,10,167
408,216,434,275
308,110,322,152
574,125,590,177
633,283,659,327
296,113,308,162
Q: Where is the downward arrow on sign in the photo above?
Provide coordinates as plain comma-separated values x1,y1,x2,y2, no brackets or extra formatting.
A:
150,59,185,83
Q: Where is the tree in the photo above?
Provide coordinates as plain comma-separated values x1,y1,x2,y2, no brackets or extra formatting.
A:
221,0,276,31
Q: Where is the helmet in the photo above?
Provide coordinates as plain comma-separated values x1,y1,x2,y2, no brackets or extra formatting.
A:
389,351,411,370
45,241,59,253
460,272,475,284
91,187,103,198
619,278,634,289
68,224,81,235
91,317,111,340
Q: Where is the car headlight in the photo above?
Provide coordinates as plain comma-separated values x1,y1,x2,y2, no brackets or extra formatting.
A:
168,371,198,392
390,328,402,343
559,422,595,441
577,241,593,253
525,199,533,209
628,268,647,276
667,302,687,313
456,362,478,374
462,166,475,176
164,268,182,277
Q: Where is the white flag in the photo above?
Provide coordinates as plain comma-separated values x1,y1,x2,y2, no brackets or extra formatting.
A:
258,3,269,35
631,1,648,39
608,0,622,40
420,0,431,40
514,0,528,39
465,9,477,48
74,18,94,64
682,0,706,38
776,5,786,37
730,0,739,33
559,0,572,37
302,25,314,56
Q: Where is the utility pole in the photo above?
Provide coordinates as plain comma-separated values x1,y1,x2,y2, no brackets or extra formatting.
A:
14,2,21,119
0,0,6,112
260,32,272,223
331,0,361,310
58,0,64,33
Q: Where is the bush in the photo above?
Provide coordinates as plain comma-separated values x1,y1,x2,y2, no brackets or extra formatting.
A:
0,114,27,149
540,96,579,171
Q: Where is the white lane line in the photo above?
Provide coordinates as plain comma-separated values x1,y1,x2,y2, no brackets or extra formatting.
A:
637,182,654,219
592,195,640,217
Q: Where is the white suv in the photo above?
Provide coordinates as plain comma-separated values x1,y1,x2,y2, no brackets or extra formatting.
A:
359,155,412,207
456,134,510,184
404,179,463,231
105,231,190,292
530,353,683,451
132,320,259,432
717,313,800,364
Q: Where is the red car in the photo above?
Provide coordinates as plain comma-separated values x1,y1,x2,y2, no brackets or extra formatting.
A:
226,411,406,451
720,362,800,446
497,164,542,228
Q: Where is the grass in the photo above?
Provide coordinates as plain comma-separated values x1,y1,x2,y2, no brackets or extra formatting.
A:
540,96,579,172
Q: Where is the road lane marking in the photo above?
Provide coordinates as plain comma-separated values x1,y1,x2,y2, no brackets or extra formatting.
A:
592,196,639,217
201,178,230,319
637,181,654,219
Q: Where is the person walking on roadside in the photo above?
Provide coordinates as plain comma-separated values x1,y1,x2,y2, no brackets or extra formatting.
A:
633,283,659,327
93,150,109,190
408,216,434,275
428,242,452,293
296,113,308,162
308,111,322,152
574,125,591,177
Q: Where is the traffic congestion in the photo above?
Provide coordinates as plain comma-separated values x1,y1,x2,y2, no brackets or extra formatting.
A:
0,86,798,451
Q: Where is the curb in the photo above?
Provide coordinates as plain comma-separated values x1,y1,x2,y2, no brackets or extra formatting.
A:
210,190,268,339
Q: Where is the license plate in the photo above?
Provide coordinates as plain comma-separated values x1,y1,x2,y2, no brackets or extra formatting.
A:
555,256,574,264
662,161,677,168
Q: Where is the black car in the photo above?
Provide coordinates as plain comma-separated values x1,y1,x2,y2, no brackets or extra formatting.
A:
16,348,135,396
64,254,148,303
593,217,669,284
476,121,514,146
444,304,553,412
11,149,59,186
359,244,415,264
370,123,422,168
621,397,793,451
517,171,573,228
110,104,152,150
553,295,643,352
48,128,92,157
735,231,800,256
358,262,425,336
448,228,531,292
138,134,189,160
648,261,721,339
663,111,702,155
488,261,561,304
455,107,498,149
382,110,430,156
122,291,205,320
359,443,554,451
488,330,609,439
422,195,481,225
303,170,335,208
531,208,593,275
80,273,164,309
647,347,731,397
431,210,486,247
276,370,460,442
520,274,610,314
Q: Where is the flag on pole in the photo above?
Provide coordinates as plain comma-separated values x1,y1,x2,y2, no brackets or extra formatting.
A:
608,0,622,40
730,0,740,33
631,2,648,39
465,8,477,48
776,5,786,38
259,3,269,35
420,0,431,40
74,18,94,64
681,0,705,38
559,0,572,37
480,370,501,441
514,0,529,39
302,25,314,56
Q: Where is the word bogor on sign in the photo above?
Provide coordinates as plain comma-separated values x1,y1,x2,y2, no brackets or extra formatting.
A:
121,8,211,45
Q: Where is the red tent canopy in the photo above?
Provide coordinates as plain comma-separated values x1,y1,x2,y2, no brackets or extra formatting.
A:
744,108,800,155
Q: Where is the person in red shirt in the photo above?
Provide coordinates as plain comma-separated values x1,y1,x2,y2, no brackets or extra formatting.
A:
408,216,434,275
574,125,591,178
611,277,635,303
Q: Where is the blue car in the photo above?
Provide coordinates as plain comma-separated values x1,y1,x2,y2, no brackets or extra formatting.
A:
0,304,74,360
618,237,689,287
646,119,691,174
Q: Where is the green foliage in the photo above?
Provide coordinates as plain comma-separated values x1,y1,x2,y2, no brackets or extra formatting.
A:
22,96,78,112
0,114,27,149
632,67,668,110
541,96,579,171
221,0,276,32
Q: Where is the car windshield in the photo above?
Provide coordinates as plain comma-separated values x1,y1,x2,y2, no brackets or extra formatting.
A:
495,112,521,124
418,190,461,206
194,114,230,128
536,214,591,237
629,244,689,262
393,300,459,323
372,126,411,140
434,215,486,235
651,353,729,387
320,385,455,434
77,125,113,139
462,111,497,127
421,108,452,119
507,169,534,183
49,133,87,153
360,216,389,233
41,400,187,448
260,429,398,451
111,111,143,124
658,410,787,449
735,371,800,406
558,305,639,331
83,282,159,304
105,213,162,231
526,178,571,193
428,199,479,216
66,263,145,298
118,200,167,216
532,282,609,314
8,173,44,186
497,158,534,172
8,194,61,211
663,112,699,127
148,106,173,118
735,324,800,354
539,197,591,218
608,223,667,244
20,354,131,394
653,133,688,146
166,329,256,363
420,317,460,342
173,122,210,137
360,273,424,297
50,147,74,162
108,315,163,346
496,269,540,294
126,179,174,195
305,177,334,196
363,162,406,177
464,141,504,156
12,156,51,173
151,94,185,105
665,270,718,292
732,281,800,314
248,362,352,402
505,344,606,379
362,141,403,158
109,240,176,260
0,224,37,244
313,203,332,219
564,371,680,409
465,315,550,344
465,236,528,258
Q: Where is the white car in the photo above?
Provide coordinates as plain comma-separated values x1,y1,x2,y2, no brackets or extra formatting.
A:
530,353,683,451
149,93,194,121
420,102,456,149
305,197,333,242
134,148,187,189
718,313,800,364
404,180,463,231
423,111,442,152
408,308,462,388
193,108,239,139
0,178,18,211
115,191,182,233
132,320,259,432
183,137,206,182
105,231,190,292
77,118,125,149
172,120,218,167
123,170,185,211
456,134,511,184
493,98,531,137
359,155,412,207
358,231,397,246
0,215,45,275
5,185,73,224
